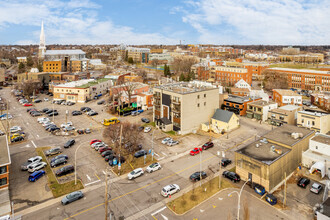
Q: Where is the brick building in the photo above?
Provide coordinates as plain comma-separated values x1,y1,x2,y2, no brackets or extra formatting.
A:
223,95,261,116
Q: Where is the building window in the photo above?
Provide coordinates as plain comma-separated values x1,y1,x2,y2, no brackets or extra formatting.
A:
302,119,304,123
0,177,7,186
204,102,206,106
197,103,200,107
279,116,284,120
204,94,206,98
312,121,315,126
0,166,7,174
197,95,200,99
316,146,318,150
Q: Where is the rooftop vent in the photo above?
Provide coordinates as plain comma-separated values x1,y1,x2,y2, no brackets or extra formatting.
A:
291,132,303,139
260,138,268,144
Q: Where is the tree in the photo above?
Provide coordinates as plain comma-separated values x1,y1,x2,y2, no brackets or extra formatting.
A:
122,82,137,107
18,62,25,73
163,64,168,76
166,65,171,76
125,51,128,62
137,69,148,83
128,57,134,64
179,73,185,81
172,57,197,76
263,70,288,91
151,59,160,69
26,56,34,67
37,63,43,72
18,80,42,96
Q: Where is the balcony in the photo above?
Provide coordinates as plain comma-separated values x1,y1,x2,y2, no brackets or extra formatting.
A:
172,99,181,105
153,94,161,100
172,107,181,113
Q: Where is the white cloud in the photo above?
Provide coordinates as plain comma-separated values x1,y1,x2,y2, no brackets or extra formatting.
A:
0,0,177,45
181,0,330,44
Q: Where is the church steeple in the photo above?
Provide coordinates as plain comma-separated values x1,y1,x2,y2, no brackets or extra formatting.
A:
38,21,46,59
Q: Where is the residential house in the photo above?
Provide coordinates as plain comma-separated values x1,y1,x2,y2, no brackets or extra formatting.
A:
267,105,302,126
297,109,330,134
223,95,261,116
273,89,302,107
136,93,153,110
17,57,27,64
302,134,330,178
234,79,252,90
153,82,219,135
231,88,250,97
0,68,5,86
235,125,314,192
247,100,278,122
311,93,330,111
202,109,239,134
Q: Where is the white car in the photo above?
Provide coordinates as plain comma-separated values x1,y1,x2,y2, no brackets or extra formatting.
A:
161,184,180,197
144,127,152,133
91,142,105,148
10,126,21,133
44,98,49,102
63,126,75,132
42,121,54,127
1,114,13,120
162,138,172,144
146,162,161,173
61,122,73,128
167,140,179,146
128,168,144,180
38,117,49,123
27,161,47,173
94,143,108,150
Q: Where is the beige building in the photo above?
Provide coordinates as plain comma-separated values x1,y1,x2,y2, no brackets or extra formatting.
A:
267,105,302,126
0,68,5,85
202,109,239,133
247,100,278,122
235,125,314,192
297,110,330,134
153,82,219,135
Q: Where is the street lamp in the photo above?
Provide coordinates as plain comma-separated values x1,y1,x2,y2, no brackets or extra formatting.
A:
75,142,86,185
228,179,251,220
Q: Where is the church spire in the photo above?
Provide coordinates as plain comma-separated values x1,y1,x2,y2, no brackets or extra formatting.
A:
39,21,46,59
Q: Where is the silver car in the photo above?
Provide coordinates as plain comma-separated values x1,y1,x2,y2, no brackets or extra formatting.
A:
61,191,84,205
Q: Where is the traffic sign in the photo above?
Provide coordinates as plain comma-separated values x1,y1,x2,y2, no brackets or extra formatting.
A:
118,162,121,170
113,158,117,165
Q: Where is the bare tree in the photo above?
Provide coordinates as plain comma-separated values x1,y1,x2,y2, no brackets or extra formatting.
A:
122,82,137,107
136,69,148,83
17,80,42,96
263,70,288,91
150,59,160,69
171,57,197,77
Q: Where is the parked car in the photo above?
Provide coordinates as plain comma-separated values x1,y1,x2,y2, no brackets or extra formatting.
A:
45,109,56,114
67,101,75,106
98,147,112,153
138,126,144,132
64,139,75,148
144,127,151,133
61,122,73,128
56,165,74,177
44,98,49,102
51,157,68,168
310,183,323,194
97,100,105,105
38,117,49,123
162,137,172,144
77,129,84,134
11,136,24,143
254,184,266,196
190,171,207,181
131,111,140,116
63,126,75,132
61,191,84,205
48,111,59,116
190,147,202,156
202,142,214,150
50,154,68,164
161,184,180,197
85,128,91,134
87,110,98,116
33,99,42,103
10,126,22,133
45,147,62,156
146,162,161,173
221,158,232,167
24,103,33,107
297,177,310,188
28,170,46,182
31,111,42,117
90,139,102,145
21,156,42,171
222,171,240,183
134,150,147,158
81,107,91,112
101,150,113,157
27,162,47,173
141,118,150,123
49,127,60,132
128,168,144,180
72,111,82,116
167,140,179,146
105,154,116,162
265,194,277,205
91,142,106,149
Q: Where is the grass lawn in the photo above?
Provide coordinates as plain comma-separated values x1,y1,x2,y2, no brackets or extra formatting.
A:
36,147,84,198
167,177,236,215
112,154,158,176
144,121,155,127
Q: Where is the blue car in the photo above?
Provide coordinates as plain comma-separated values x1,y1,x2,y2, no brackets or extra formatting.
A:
265,194,277,205
28,170,46,182
254,184,266,196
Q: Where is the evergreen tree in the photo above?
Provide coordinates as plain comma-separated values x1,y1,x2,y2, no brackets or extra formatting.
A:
128,57,134,64
167,65,171,76
125,51,128,62
163,64,168,76
26,56,34,67
179,73,185,81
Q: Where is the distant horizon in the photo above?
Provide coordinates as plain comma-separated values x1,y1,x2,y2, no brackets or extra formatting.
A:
0,0,329,45
1,44,330,47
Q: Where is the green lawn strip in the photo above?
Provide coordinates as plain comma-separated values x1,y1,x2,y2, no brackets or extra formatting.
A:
228,166,236,173
36,147,84,198
167,177,235,215
112,155,158,176
143,121,155,127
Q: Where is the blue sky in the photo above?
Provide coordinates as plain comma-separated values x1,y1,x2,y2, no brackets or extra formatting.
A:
0,0,329,45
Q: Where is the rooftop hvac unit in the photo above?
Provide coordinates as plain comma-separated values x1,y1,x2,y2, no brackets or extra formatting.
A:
271,146,275,152
291,132,303,139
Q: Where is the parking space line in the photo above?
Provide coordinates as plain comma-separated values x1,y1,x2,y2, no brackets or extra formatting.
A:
94,173,100,180
154,153,160,157
102,170,106,175
161,152,167,156
84,179,101,187
86,174,91,181
151,206,167,216
31,140,37,148
157,157,165,160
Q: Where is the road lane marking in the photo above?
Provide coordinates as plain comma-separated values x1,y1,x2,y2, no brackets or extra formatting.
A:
161,152,167,156
157,157,165,160
154,153,160,157
84,180,101,187
64,154,217,220
36,134,39,138
200,209,204,213
31,141,37,148
151,206,167,216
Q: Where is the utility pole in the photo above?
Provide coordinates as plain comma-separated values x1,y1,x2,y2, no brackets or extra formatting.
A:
283,172,287,208
200,150,202,187
118,125,122,176
219,145,222,189
105,169,108,220
52,101,55,122
6,100,10,144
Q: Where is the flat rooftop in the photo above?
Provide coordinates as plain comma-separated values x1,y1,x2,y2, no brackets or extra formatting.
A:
249,100,277,107
311,134,330,145
56,79,95,88
237,140,291,165
45,49,86,55
298,110,328,117
154,82,217,95
225,95,259,104
279,105,301,111
263,124,314,147
273,89,301,96
269,67,330,75
0,136,10,166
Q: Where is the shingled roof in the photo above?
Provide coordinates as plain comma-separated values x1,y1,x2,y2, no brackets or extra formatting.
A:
212,109,234,123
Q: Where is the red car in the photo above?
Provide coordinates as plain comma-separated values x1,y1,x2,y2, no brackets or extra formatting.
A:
90,139,102,145
24,103,33,107
98,147,112,153
202,142,214,150
190,147,202,156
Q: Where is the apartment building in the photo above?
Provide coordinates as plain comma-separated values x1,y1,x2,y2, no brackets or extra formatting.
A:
223,95,261,116
235,125,314,192
279,53,324,63
0,136,11,216
268,68,330,91
44,50,88,72
53,78,112,103
153,82,219,135
226,61,269,78
311,93,330,111
246,100,278,122
148,53,173,64
297,109,330,134
127,47,150,63
43,60,62,72
302,134,330,179
211,66,252,86
17,72,50,87
17,57,27,64
267,105,302,126
234,79,251,90
273,89,302,106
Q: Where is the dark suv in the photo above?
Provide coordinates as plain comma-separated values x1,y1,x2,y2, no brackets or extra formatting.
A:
221,158,232,167
64,139,75,148
134,150,147,158
202,142,214,150
222,171,240,183
190,171,207,181
141,118,150,123
297,177,310,188
51,157,67,168
56,165,74,177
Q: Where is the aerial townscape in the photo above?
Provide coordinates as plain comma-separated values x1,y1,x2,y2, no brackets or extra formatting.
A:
0,1,329,220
